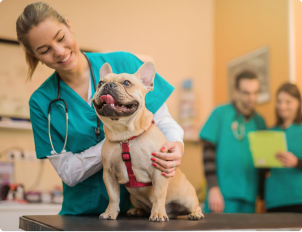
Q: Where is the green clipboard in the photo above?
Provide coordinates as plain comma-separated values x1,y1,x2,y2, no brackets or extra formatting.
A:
248,131,287,168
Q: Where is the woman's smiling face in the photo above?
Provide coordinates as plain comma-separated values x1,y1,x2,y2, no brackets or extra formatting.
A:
28,18,80,72
276,91,299,121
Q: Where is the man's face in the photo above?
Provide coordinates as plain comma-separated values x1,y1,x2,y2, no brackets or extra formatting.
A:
235,78,260,111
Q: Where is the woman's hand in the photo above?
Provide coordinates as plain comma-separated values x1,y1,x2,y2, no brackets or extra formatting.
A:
151,141,183,178
208,186,224,213
276,151,298,167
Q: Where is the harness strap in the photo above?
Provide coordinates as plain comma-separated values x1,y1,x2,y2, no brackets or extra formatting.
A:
121,120,154,188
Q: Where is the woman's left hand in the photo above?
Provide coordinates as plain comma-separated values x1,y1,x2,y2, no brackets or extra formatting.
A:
275,151,298,167
151,141,183,178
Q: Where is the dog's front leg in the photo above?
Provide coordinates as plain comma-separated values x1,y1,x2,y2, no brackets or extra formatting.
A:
149,171,169,222
99,168,120,220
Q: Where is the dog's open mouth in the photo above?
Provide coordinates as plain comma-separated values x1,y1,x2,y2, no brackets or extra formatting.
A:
93,94,138,117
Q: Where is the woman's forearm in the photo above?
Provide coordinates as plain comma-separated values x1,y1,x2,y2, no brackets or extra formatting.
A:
154,103,184,154
47,139,105,186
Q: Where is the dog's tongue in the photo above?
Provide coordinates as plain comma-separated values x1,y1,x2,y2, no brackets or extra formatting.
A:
100,94,115,104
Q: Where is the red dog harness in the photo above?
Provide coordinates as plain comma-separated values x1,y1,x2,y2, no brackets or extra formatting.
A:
120,120,155,188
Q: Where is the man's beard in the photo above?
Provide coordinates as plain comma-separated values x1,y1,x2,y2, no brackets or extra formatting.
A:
241,101,255,113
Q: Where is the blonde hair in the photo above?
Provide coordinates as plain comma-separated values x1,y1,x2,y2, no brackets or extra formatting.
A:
16,2,68,81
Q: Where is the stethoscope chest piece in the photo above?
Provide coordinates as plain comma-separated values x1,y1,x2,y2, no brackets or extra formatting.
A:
231,121,239,130
231,120,245,141
51,149,66,155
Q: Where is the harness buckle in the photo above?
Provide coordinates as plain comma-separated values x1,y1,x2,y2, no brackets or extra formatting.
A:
119,140,129,145
122,152,131,161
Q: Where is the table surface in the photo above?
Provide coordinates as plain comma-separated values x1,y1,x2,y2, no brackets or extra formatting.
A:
19,213,302,231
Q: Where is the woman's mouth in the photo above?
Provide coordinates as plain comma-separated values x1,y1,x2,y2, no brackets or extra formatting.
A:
58,52,72,64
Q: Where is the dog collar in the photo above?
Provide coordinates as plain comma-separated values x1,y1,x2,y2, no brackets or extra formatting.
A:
120,119,155,188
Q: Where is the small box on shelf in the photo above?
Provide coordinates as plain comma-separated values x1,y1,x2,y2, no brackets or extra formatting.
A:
0,117,32,130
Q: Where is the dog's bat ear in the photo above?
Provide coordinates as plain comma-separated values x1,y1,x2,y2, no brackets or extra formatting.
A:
100,63,113,80
135,61,155,92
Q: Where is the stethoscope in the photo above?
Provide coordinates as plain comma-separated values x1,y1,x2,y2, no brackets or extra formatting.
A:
231,115,246,141
48,51,101,155
230,111,261,141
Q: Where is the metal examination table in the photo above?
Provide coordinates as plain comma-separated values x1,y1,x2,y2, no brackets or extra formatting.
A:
19,214,302,232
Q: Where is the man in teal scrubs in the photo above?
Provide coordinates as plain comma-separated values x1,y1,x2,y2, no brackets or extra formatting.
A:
29,51,174,215
200,71,266,213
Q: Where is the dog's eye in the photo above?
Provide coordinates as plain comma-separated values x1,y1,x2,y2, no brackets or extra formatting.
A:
123,80,131,86
98,81,104,88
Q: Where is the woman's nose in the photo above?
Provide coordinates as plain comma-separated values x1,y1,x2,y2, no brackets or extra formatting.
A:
277,105,286,111
53,46,64,58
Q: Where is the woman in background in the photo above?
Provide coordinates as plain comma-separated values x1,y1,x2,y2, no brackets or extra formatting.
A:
263,83,302,213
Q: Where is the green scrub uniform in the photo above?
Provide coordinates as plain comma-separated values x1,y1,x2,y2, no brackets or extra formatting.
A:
29,51,174,215
199,103,266,213
265,123,302,209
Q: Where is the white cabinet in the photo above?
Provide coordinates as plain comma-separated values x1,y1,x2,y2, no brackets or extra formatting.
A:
0,202,61,231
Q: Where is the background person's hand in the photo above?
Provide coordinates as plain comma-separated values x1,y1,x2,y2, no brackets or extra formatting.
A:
256,197,266,213
151,141,183,178
276,151,298,167
208,186,224,213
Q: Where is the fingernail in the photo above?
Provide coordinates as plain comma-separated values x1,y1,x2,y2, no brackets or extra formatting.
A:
162,172,166,176
152,163,157,167
152,153,156,156
161,147,166,151
151,158,155,161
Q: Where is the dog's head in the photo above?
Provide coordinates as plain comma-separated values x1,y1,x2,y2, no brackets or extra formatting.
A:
92,61,155,120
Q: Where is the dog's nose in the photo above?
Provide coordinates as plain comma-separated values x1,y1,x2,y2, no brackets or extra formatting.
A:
104,82,114,90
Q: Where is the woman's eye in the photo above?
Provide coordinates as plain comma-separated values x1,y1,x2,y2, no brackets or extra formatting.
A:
41,48,49,54
98,81,104,88
58,35,65,42
123,80,131,86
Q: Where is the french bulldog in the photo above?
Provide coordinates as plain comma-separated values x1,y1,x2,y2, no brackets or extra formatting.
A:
92,61,204,222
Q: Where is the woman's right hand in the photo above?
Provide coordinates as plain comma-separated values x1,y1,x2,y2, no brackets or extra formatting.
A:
208,186,224,213
275,151,298,167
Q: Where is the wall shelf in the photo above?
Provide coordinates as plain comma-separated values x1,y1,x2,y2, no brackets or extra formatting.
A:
0,121,32,130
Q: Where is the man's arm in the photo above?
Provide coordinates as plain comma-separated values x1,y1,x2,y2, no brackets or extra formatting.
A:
202,139,218,188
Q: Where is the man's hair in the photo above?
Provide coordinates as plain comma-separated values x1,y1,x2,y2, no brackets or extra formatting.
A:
235,70,258,89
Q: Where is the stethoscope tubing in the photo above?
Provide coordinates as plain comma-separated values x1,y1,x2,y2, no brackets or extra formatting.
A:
48,51,100,155
231,111,261,141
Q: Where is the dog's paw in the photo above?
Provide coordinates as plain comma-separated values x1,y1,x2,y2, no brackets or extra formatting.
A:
127,208,146,217
188,211,204,220
99,212,118,220
149,213,169,222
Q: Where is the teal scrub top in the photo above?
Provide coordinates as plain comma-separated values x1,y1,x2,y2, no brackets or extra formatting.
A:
265,123,302,209
29,51,174,215
199,103,266,203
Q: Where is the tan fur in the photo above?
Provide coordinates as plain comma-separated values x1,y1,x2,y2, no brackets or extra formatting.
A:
93,62,204,222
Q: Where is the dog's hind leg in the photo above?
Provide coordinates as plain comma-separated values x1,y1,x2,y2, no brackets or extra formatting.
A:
127,195,149,217
188,206,204,220
181,185,204,220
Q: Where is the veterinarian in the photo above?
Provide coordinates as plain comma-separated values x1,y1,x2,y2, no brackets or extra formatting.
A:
199,71,266,213
259,83,302,213
16,2,184,215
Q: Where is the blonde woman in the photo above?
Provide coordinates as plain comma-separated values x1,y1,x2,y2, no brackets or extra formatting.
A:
16,2,184,215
